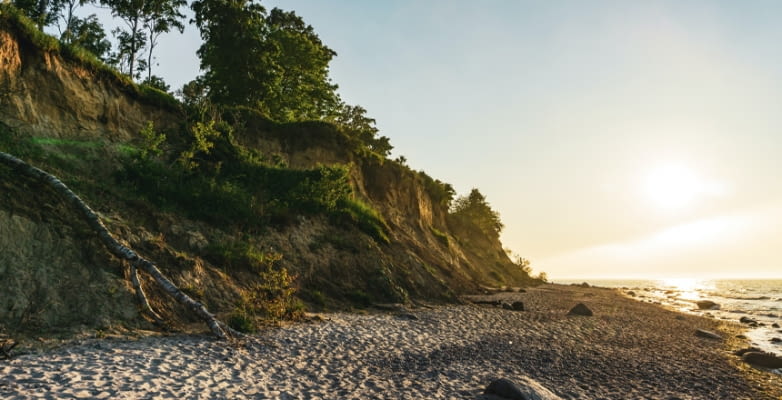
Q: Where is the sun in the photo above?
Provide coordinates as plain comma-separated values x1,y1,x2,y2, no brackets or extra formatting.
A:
642,163,725,210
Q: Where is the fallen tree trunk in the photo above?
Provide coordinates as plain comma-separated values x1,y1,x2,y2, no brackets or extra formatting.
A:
0,151,238,339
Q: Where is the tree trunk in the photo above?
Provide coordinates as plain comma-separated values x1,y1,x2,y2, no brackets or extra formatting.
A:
0,151,237,339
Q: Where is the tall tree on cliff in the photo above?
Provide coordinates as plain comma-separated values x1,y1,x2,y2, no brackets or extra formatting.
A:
143,0,185,82
191,0,340,122
262,7,339,121
101,0,185,80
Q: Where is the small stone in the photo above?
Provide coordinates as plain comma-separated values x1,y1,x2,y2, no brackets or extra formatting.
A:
510,301,525,311
739,316,757,324
484,377,563,400
695,329,722,340
773,323,780,328
771,337,782,343
627,291,636,296
695,300,719,310
567,303,593,316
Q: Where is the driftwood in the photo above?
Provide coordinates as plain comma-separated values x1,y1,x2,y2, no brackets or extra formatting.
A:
0,151,240,340
0,339,17,359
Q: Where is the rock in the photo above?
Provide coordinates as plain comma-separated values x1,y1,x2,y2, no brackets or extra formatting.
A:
567,303,593,316
734,347,762,356
742,352,782,369
695,300,719,310
773,323,780,328
510,301,525,311
739,316,757,324
771,337,782,343
397,313,419,321
627,291,636,296
580,282,590,288
483,377,563,400
517,289,527,293
695,329,722,340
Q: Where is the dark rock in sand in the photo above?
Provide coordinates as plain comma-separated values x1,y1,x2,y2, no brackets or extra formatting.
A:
695,329,722,340
396,313,419,321
739,316,758,325
627,291,636,296
517,288,527,293
772,322,780,328
567,303,593,316
484,377,563,400
742,352,782,369
695,300,719,310
734,347,762,356
501,302,524,311
510,301,525,311
771,337,782,343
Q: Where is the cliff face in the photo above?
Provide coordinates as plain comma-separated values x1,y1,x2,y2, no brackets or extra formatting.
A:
0,30,178,141
0,23,529,333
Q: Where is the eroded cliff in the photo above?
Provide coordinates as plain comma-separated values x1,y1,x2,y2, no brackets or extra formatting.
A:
0,18,532,334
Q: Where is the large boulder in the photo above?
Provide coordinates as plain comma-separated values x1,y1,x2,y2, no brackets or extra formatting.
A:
483,377,563,400
742,352,782,369
567,303,593,316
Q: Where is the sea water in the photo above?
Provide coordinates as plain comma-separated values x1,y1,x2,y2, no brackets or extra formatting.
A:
554,278,782,358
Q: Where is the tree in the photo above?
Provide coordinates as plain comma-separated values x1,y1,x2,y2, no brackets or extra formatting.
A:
103,0,146,78
102,0,185,79
450,188,504,237
192,0,276,107
330,104,393,157
262,7,338,121
142,0,185,81
192,0,341,121
53,0,86,43
12,0,57,29
67,14,111,60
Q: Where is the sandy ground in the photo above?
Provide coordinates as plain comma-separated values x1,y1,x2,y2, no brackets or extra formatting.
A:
2,284,781,399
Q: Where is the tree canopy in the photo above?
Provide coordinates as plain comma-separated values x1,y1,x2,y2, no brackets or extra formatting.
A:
450,189,504,237
191,0,338,122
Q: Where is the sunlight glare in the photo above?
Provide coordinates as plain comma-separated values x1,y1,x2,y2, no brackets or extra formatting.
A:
643,163,726,210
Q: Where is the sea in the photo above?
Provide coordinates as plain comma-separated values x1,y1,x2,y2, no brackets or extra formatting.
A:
554,278,782,358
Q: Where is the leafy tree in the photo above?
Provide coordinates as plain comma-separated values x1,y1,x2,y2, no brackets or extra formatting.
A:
142,75,170,92
450,188,504,237
142,0,185,81
192,0,340,121
192,0,277,107
104,3,146,78
101,0,185,79
54,0,87,43
67,14,111,60
330,104,393,156
262,7,338,121
12,0,57,29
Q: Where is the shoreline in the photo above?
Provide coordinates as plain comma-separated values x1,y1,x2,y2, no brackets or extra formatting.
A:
2,284,781,399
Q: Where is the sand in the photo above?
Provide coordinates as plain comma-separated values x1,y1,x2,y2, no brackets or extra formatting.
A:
2,284,781,399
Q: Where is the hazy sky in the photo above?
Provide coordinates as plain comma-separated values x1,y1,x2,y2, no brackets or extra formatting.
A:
81,0,782,279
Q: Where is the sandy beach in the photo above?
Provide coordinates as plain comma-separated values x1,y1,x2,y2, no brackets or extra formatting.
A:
2,284,781,399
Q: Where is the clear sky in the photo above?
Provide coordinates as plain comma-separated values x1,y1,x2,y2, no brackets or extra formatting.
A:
81,0,782,279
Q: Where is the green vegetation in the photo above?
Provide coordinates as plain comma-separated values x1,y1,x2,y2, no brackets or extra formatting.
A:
0,0,543,322
449,188,504,238
0,4,181,111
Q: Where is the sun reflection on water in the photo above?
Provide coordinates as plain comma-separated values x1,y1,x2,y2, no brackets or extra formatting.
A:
658,278,712,301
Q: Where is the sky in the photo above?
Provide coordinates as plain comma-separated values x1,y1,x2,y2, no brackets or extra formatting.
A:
74,0,782,279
